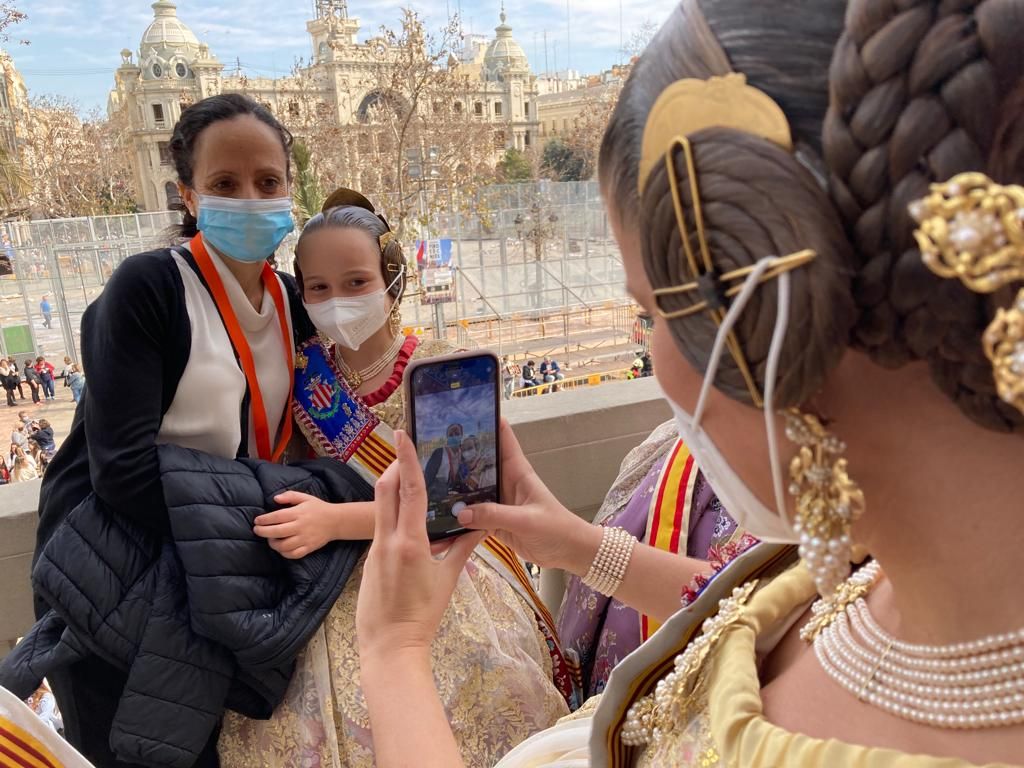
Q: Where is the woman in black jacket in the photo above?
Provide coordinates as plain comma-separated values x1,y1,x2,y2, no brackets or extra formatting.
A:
35,93,310,768
23,359,41,404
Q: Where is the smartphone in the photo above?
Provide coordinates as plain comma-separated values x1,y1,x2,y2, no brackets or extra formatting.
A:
404,351,502,541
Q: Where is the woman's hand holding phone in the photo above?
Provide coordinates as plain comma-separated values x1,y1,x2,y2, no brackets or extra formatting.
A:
357,430,486,659
356,430,478,768
456,419,603,578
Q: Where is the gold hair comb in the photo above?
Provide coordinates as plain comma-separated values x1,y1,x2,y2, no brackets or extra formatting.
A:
638,74,792,194
911,173,1024,414
649,136,816,407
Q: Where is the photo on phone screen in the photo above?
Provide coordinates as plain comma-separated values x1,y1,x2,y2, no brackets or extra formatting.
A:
407,353,500,540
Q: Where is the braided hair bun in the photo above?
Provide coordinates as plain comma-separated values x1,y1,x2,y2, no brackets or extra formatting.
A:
602,0,1024,431
824,0,1024,432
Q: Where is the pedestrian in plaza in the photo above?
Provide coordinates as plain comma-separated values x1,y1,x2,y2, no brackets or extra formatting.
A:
501,354,520,399
10,420,27,462
8,357,25,399
27,418,55,469
67,364,85,404
22,360,42,404
0,358,16,406
11,445,37,482
35,356,55,400
521,359,539,390
60,355,73,388
540,356,565,389
23,92,306,768
40,295,52,329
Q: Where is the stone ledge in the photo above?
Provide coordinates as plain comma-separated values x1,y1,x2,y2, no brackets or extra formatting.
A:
0,382,669,652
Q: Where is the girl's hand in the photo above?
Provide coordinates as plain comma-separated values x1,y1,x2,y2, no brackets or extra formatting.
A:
357,430,486,659
457,419,601,576
254,492,373,558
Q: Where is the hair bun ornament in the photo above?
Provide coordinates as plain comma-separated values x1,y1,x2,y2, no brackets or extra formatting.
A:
910,173,1024,415
638,74,792,193
322,187,376,214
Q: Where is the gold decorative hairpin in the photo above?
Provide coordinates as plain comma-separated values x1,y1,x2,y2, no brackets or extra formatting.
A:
637,74,792,194
653,249,817,319
649,135,816,407
911,172,1024,414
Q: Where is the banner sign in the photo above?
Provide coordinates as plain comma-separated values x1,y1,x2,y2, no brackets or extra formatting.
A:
415,239,456,305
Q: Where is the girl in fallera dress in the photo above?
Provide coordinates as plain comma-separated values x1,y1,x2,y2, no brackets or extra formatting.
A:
217,189,572,768
351,1,1024,766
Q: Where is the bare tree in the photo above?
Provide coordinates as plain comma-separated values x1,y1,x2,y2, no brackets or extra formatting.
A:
620,19,657,61
350,10,497,238
560,82,622,180
0,3,27,45
21,96,137,217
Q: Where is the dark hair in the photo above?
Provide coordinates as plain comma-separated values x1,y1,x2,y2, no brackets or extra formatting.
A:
169,93,294,239
599,0,1024,431
294,189,407,304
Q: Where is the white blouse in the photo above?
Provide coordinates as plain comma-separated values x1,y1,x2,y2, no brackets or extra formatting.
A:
157,246,293,460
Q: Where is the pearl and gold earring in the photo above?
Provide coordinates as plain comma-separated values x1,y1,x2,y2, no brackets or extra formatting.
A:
785,410,865,598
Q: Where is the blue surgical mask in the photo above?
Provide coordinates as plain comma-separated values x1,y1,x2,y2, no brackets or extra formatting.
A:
195,194,294,264
447,436,462,448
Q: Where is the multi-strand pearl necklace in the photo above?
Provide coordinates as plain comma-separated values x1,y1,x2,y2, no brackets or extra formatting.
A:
335,333,405,389
808,561,1024,729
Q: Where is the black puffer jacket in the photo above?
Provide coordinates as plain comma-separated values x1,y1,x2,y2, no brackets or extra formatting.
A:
0,444,371,768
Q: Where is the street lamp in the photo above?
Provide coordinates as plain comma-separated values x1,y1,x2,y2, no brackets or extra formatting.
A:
514,200,559,309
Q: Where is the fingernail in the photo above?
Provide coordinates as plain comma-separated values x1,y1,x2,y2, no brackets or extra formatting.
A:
395,430,405,448
457,508,474,525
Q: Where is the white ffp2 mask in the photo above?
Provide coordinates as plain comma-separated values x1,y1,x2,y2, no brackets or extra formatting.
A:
304,268,404,351
657,260,798,544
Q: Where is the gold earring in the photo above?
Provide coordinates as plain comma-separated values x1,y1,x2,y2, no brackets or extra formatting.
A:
389,303,402,336
785,410,865,599
911,172,1024,415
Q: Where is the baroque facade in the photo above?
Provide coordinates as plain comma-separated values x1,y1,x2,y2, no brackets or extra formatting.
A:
109,0,540,211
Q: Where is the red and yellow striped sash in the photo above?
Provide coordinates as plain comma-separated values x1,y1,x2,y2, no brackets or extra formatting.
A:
353,431,397,478
0,718,62,768
640,440,698,641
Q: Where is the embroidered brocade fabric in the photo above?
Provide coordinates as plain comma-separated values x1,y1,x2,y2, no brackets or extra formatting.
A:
218,338,569,768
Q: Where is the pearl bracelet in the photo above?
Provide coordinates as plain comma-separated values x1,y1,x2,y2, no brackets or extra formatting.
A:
582,526,636,596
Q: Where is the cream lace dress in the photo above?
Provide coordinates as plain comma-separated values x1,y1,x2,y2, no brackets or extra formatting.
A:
218,339,569,768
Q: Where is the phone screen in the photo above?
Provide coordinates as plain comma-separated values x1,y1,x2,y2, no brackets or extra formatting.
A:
408,353,500,540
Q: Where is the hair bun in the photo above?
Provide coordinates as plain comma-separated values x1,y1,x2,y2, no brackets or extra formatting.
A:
640,127,858,408
322,187,376,214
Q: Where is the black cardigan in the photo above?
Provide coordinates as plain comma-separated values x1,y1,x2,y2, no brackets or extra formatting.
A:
34,248,315,612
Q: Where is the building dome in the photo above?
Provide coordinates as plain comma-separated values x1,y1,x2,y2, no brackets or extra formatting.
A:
483,11,529,80
139,1,201,80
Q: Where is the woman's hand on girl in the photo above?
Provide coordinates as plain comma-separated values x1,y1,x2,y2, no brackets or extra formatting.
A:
356,430,486,659
456,419,602,577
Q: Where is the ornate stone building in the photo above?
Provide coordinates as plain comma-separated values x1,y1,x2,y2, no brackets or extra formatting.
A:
109,0,540,211
0,53,28,159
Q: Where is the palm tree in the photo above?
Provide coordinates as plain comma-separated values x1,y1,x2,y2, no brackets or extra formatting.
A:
292,140,324,226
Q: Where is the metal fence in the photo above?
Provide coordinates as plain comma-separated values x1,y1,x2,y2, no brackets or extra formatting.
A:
0,183,634,364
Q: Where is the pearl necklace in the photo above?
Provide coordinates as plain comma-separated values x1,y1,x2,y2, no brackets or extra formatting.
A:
335,334,405,389
807,561,1024,729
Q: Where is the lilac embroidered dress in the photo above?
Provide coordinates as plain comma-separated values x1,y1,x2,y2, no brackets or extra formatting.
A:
556,421,751,698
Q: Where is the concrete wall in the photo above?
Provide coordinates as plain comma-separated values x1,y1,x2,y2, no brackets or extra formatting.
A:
1,479,42,657
0,378,670,654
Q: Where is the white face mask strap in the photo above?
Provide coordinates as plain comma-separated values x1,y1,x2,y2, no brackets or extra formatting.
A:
762,270,791,527
692,257,776,426
385,265,405,295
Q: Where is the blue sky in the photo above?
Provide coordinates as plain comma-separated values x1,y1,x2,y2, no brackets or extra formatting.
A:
11,0,676,113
